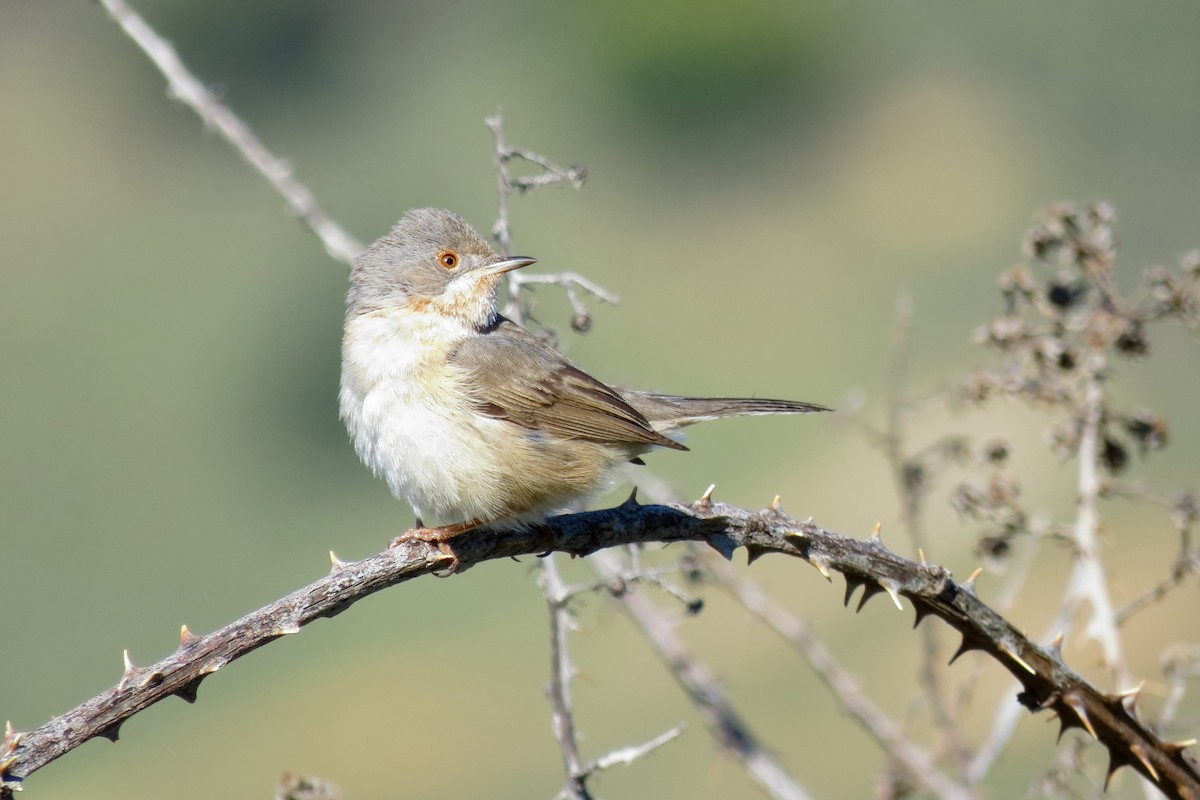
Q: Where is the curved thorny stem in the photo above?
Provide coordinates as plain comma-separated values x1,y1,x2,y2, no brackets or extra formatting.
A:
4,495,1198,798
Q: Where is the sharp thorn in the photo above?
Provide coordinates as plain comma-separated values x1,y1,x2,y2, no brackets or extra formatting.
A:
843,576,865,607
769,495,782,512
329,550,347,571
880,579,904,611
1050,632,1065,658
1063,694,1097,739
912,605,933,628
949,636,983,665
856,582,884,612
962,567,983,592
1105,749,1129,789
999,642,1036,674
179,624,198,647
1115,680,1145,701
122,649,136,676
808,555,833,582
175,677,202,704
98,721,122,743
869,522,882,544
918,547,927,565
1129,742,1159,781
699,484,716,503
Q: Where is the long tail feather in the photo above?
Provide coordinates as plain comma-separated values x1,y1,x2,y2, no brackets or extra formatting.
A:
619,390,830,429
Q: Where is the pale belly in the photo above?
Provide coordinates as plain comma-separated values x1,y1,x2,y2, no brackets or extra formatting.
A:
339,312,620,525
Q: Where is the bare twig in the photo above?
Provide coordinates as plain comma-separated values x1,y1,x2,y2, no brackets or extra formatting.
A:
96,0,362,265
485,114,612,330
1067,366,1131,687
881,294,971,777
706,556,975,800
589,549,815,800
539,554,592,800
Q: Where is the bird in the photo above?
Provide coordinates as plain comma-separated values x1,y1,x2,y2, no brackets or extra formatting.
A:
339,208,828,568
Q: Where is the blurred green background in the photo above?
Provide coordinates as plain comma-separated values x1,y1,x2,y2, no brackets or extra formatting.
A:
3,1,1199,798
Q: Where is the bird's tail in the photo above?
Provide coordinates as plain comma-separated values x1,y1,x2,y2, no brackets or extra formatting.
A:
619,390,830,430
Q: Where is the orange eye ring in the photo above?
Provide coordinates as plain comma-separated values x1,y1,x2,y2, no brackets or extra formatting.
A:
437,250,459,269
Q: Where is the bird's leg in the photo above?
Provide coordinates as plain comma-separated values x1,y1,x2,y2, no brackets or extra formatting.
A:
390,519,483,574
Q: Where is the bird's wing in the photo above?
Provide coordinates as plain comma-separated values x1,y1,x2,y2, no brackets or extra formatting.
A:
449,319,686,451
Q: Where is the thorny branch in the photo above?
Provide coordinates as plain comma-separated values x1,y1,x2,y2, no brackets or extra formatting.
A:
96,0,362,265
8,495,1197,798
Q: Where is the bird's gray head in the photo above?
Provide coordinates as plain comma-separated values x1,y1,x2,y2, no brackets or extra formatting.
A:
346,208,535,328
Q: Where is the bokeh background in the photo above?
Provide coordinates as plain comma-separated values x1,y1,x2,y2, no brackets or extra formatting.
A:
3,2,1199,798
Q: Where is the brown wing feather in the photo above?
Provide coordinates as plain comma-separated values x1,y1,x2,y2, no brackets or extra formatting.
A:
449,319,686,451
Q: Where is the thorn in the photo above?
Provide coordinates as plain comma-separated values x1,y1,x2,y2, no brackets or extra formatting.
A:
1165,739,1197,754
1105,747,1131,789
329,550,347,571
1129,742,1159,781
139,670,164,689
962,567,983,592
912,605,934,628
856,582,884,612
745,544,771,565
843,576,866,607
697,484,716,508
918,547,927,565
769,495,782,512
621,487,640,508
1063,694,1097,739
97,721,122,743
869,522,882,544
122,649,136,677
1114,681,1144,699
1050,632,1065,659
175,677,203,703
783,529,808,543
880,579,904,611
949,635,985,665
179,625,199,647
3,721,12,740
999,641,1036,674
807,554,833,582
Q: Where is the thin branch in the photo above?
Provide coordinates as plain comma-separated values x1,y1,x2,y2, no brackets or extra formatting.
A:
485,113,608,330
881,294,971,778
96,0,362,265
587,724,685,773
589,549,815,800
1067,366,1131,687
538,554,592,800
706,555,975,800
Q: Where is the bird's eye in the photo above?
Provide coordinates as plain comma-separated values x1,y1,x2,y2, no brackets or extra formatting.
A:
437,250,459,269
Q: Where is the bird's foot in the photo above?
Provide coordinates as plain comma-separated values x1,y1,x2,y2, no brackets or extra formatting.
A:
390,519,482,575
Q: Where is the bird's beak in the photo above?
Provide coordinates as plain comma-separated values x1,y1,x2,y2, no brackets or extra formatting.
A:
482,255,536,276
